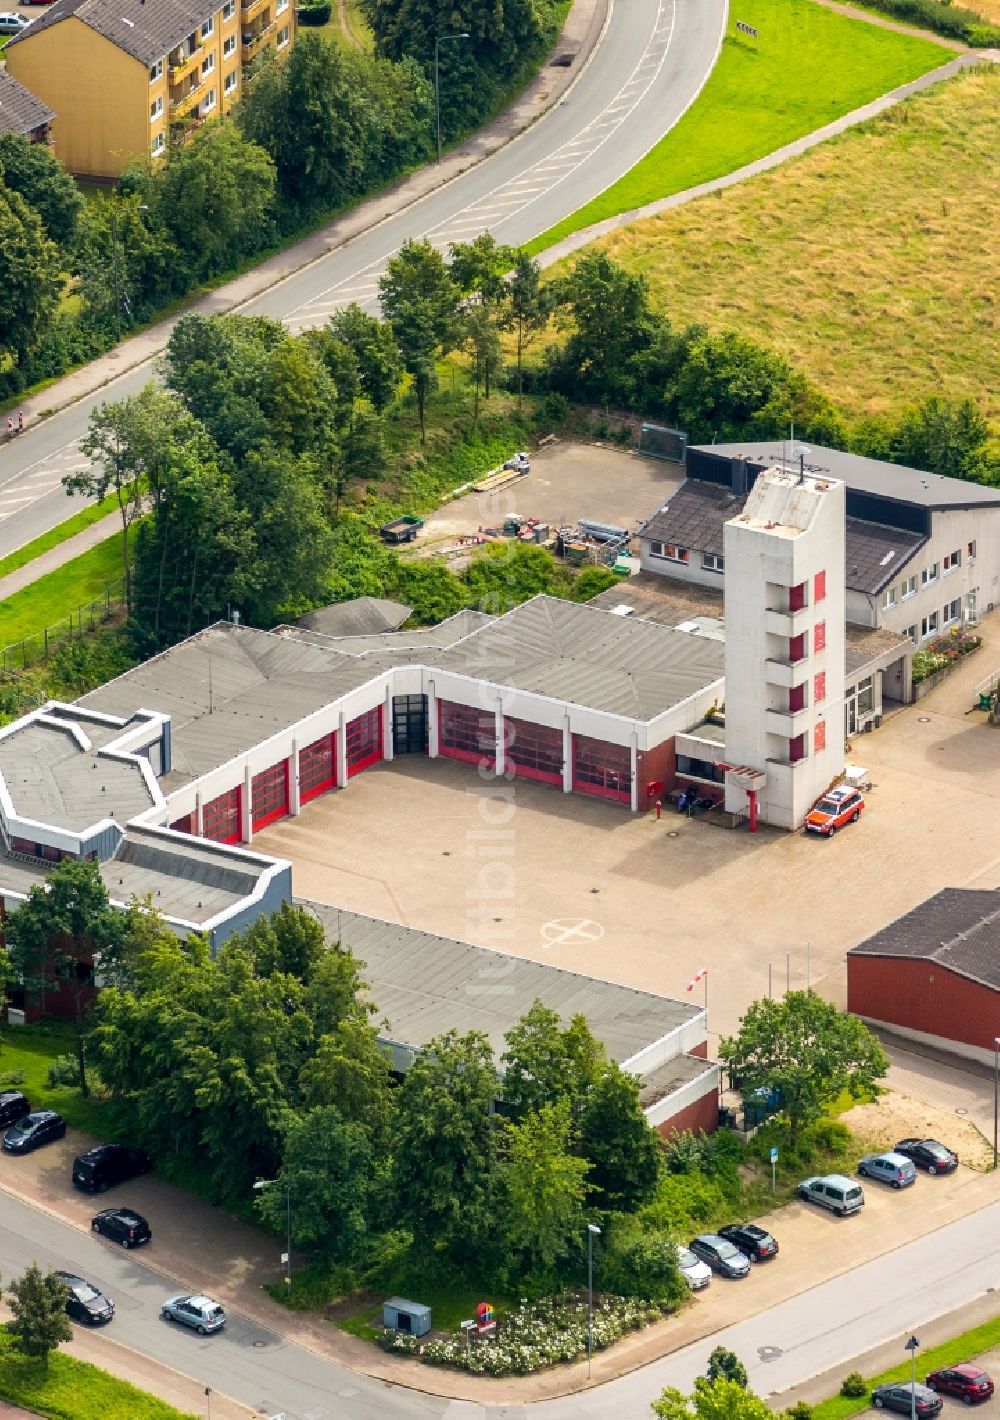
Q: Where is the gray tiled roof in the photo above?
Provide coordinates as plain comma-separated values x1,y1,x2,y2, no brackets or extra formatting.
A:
692,443,1000,511
282,608,495,658
0,70,55,136
5,0,217,66
848,888,1000,991
0,720,154,832
640,480,925,593
295,598,411,638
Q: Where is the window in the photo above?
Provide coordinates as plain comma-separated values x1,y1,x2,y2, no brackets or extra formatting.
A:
944,598,962,625
277,22,290,44
921,612,939,638
814,620,826,653
882,585,896,611
814,671,826,704
222,0,236,16
151,132,165,156
814,569,826,603
814,721,827,753
223,33,236,55
701,552,724,573
901,575,917,600
906,624,918,644
277,0,289,11
150,96,163,119
943,549,961,574
201,15,214,37
150,58,163,81
224,68,238,94
202,51,215,75
857,676,874,716
921,562,939,588
968,540,977,561
202,87,217,112
648,540,687,563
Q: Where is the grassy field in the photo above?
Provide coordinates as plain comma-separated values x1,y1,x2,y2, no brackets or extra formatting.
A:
529,0,948,251
586,66,1000,421
0,531,124,650
0,1333,197,1420
0,499,119,583
0,1022,110,1136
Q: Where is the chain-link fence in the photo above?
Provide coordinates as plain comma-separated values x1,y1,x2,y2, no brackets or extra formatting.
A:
0,578,127,673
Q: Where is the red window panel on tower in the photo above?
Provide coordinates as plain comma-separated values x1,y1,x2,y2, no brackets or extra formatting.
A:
252,760,289,832
814,620,826,653
789,632,806,663
346,707,383,777
789,582,806,613
300,731,336,804
789,683,806,713
789,734,806,764
202,786,241,845
814,671,827,704
814,569,827,603
814,721,827,753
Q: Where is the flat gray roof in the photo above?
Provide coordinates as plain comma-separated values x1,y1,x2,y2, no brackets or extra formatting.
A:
693,443,1000,511
282,608,495,658
0,720,154,832
306,903,701,1065
638,1054,717,1109
434,596,725,722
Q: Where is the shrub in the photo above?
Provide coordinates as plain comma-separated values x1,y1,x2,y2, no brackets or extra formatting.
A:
850,0,1000,42
601,1228,687,1306
0,1071,26,1087
787,1403,814,1420
298,0,333,23
47,1055,80,1088
534,391,568,428
841,1372,868,1398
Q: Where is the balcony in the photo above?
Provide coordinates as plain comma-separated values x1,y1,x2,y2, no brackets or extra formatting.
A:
764,605,810,637
242,0,269,18
168,42,203,80
764,658,797,689
242,19,275,55
764,706,810,738
170,78,205,116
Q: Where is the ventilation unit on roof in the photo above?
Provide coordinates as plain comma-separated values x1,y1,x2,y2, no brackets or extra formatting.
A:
610,605,634,617
880,552,895,566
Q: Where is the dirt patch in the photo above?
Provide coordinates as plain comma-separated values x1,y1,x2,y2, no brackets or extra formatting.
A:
841,1088,993,1171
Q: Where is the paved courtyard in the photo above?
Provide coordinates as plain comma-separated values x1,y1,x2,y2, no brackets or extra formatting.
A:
254,607,1000,1064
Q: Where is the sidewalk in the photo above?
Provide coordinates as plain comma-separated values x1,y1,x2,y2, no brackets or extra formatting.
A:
0,512,120,603
15,0,608,435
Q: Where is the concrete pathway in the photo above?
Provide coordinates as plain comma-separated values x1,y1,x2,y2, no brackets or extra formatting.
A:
0,512,120,603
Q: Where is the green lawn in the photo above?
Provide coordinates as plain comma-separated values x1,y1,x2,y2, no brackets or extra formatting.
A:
0,1023,110,1136
528,0,948,251
0,1334,197,1420
0,499,120,584
0,531,125,652
812,1314,1000,1420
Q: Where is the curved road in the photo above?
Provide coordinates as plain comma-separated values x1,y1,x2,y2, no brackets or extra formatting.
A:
0,0,727,560
3,1188,1000,1420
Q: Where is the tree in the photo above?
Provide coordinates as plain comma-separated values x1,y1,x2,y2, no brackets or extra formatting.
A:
707,1347,749,1389
551,251,655,405
74,193,178,336
500,1099,589,1283
335,402,387,510
298,1019,396,1155
459,303,503,423
238,903,327,982
379,239,459,442
450,233,514,403
0,181,61,373
327,304,401,411
392,1029,499,1262
394,559,467,624
502,1000,606,1119
509,250,549,409
578,1065,661,1212
890,396,992,483
465,542,570,614
6,1264,73,1368
653,1377,776,1420
0,134,83,248
673,331,794,443
719,991,889,1145
572,566,623,602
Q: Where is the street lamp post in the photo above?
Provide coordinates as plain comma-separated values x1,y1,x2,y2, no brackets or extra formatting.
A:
993,1037,1000,1169
905,1334,920,1420
253,1178,292,1291
434,33,469,163
587,1222,601,1380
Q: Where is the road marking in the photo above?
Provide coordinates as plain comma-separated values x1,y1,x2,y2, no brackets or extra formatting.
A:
539,917,605,948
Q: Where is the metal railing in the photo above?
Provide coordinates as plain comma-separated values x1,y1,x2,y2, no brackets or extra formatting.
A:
0,578,127,674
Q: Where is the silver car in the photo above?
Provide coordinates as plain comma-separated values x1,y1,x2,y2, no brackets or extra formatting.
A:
858,1151,917,1190
0,12,31,33
161,1294,226,1334
676,1244,712,1290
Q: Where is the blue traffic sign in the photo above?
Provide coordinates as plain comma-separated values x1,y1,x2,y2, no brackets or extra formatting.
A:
770,1146,779,1162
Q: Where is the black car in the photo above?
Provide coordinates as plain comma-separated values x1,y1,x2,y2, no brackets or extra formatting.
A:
73,1143,151,1193
718,1222,779,1261
91,1207,152,1249
688,1233,751,1278
894,1138,959,1175
2,1110,66,1154
0,1090,31,1129
54,1271,115,1325
872,1383,943,1417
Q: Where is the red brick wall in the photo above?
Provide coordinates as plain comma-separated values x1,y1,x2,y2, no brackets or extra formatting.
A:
653,1080,719,1140
637,737,677,805
848,955,999,1053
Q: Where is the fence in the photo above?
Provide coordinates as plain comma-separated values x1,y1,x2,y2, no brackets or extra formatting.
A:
0,578,127,674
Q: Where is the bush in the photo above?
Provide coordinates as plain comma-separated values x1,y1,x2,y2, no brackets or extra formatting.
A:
786,1403,814,1420
298,0,333,22
47,1055,80,1088
534,391,568,428
601,1228,687,1306
841,1372,868,1398
849,0,1000,42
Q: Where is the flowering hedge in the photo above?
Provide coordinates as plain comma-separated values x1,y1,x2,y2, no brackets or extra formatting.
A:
912,631,981,685
381,1293,664,1375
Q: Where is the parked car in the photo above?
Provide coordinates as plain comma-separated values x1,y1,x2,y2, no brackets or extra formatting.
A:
797,1174,865,1216
805,786,864,836
925,1365,994,1404
676,1245,712,1290
73,1143,151,1193
688,1234,751,1278
0,1090,31,1129
872,1383,943,1417
2,1110,66,1154
0,12,31,33
718,1223,779,1261
54,1271,114,1325
504,451,530,473
161,1294,226,1335
91,1207,151,1249
894,1139,959,1175
858,1151,917,1189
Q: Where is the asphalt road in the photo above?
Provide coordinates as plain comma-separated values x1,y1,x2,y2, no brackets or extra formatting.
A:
0,0,727,560
3,1189,1000,1420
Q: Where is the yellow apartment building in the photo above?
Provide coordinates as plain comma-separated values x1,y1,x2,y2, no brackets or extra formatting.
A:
5,0,295,180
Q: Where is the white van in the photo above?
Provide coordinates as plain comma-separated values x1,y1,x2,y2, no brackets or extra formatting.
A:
798,1173,865,1216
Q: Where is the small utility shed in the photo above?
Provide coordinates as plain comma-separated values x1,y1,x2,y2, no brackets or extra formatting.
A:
847,888,1000,1065
383,1297,431,1336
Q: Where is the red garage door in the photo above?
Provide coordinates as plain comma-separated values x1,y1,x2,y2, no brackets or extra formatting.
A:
300,731,336,804
252,760,289,832
346,708,382,778
169,814,194,835
506,717,562,786
203,786,242,845
572,735,632,805
439,700,496,769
